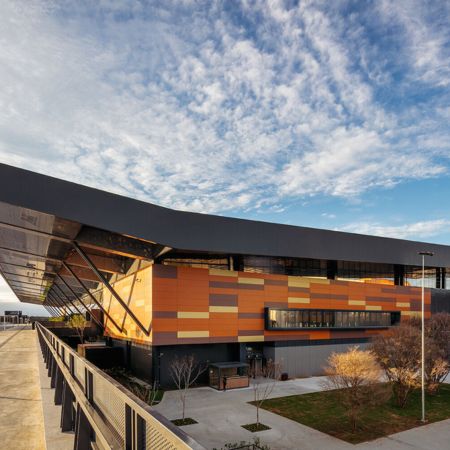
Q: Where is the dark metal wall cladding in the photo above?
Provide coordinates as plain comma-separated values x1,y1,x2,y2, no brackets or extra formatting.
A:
1,163,450,267
430,289,450,314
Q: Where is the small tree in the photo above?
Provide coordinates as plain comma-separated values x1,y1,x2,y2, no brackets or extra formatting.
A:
170,355,205,422
371,324,421,407
251,359,282,428
68,314,87,344
323,346,388,432
425,313,450,394
130,379,160,406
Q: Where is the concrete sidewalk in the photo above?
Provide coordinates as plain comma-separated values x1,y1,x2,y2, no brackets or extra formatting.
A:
154,377,450,450
0,326,46,450
37,336,74,450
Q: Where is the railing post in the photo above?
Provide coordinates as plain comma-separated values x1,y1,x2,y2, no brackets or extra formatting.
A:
125,405,146,450
60,379,75,432
51,356,57,388
74,404,92,450
84,369,94,405
54,367,63,405
47,353,53,377
69,354,75,377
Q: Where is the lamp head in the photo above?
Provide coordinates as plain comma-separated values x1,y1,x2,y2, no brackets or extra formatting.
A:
418,251,434,256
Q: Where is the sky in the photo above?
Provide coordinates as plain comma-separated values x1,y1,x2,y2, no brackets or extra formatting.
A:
0,1,450,311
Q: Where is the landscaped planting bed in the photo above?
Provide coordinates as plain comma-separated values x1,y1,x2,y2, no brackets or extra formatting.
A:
255,384,450,444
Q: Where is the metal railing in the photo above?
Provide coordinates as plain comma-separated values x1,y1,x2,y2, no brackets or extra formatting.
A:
37,323,205,450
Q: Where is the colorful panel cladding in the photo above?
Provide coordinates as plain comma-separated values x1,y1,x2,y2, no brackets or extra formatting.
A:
103,265,153,343
151,265,431,346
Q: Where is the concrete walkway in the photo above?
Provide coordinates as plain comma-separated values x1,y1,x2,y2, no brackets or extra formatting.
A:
37,339,74,450
0,326,46,450
154,377,450,450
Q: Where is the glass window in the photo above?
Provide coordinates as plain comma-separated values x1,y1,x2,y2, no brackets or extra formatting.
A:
404,266,437,288
265,308,399,330
323,311,333,327
242,256,327,278
337,261,395,285
302,310,309,327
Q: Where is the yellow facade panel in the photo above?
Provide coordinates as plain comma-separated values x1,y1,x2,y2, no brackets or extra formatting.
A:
238,335,265,343
396,302,410,308
209,306,239,313
177,311,210,319
288,297,310,304
348,300,366,306
238,277,264,285
209,268,238,277
177,331,209,338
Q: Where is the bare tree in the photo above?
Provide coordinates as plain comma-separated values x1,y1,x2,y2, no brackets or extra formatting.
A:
251,359,282,428
170,355,205,421
130,379,160,406
323,346,389,432
424,313,450,394
371,324,421,407
68,314,87,344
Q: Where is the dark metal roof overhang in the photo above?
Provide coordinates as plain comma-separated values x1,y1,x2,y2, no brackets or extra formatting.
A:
0,173,166,331
1,162,450,295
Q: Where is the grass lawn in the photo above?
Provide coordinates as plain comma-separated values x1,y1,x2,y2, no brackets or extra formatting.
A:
255,384,450,444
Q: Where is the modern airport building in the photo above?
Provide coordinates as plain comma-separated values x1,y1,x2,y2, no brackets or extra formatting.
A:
1,163,449,385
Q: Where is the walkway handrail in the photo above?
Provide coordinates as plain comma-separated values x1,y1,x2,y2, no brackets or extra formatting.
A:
36,322,205,450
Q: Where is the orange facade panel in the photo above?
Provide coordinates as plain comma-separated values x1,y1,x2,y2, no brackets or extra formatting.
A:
104,264,432,346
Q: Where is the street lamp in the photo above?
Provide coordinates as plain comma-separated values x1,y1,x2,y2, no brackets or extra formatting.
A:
418,251,434,423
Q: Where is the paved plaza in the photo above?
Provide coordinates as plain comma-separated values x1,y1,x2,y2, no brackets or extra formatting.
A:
154,376,450,450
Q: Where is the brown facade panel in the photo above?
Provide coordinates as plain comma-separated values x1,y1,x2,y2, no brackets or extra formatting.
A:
288,286,310,293
239,330,264,336
153,264,178,278
265,279,288,286
153,311,177,318
310,293,348,300
238,312,265,319
104,264,432,346
237,284,265,291
264,301,289,308
209,294,238,306
209,281,240,289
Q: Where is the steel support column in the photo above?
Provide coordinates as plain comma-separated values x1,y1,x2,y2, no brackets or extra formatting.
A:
62,262,123,333
56,273,104,329
72,242,149,336
48,292,73,316
52,287,84,316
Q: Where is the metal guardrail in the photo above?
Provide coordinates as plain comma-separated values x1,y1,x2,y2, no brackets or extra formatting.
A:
37,323,206,450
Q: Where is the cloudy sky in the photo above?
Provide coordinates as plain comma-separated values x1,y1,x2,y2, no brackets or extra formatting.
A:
1,1,450,308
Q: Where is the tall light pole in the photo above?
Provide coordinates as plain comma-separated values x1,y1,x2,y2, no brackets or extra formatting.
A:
418,251,433,423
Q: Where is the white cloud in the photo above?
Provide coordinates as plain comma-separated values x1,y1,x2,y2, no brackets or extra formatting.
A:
0,1,449,214
0,277,18,303
378,0,450,87
339,219,450,240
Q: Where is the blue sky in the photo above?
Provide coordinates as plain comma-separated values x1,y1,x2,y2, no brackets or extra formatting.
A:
0,1,450,309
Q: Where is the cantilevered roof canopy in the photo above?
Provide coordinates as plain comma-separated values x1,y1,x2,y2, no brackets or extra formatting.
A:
1,163,450,309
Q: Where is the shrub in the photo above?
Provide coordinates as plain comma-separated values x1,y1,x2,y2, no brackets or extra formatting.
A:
323,346,389,432
371,324,421,407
